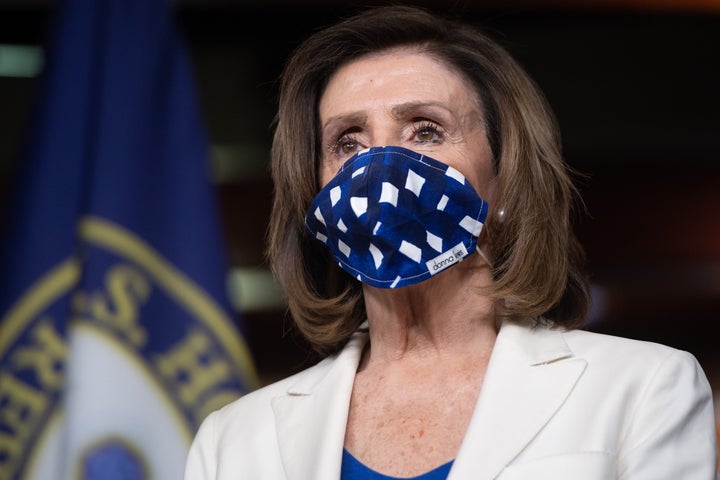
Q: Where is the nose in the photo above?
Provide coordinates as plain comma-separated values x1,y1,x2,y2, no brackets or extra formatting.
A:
367,121,397,149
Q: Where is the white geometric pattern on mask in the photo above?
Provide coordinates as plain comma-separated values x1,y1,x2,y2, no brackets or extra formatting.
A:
330,186,342,206
369,243,383,268
437,194,449,211
399,240,423,263
350,196,368,217
405,169,426,196
380,182,399,205
426,230,443,253
459,215,483,236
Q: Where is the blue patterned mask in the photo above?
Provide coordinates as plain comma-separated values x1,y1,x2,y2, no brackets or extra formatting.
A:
305,146,489,289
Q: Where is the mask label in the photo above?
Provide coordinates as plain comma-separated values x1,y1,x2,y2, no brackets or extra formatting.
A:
426,242,468,275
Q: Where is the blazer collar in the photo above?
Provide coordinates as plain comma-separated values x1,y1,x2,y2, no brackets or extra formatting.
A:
271,331,367,480
449,320,587,479
271,321,586,480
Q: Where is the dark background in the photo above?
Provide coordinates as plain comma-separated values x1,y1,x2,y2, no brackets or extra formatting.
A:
1,1,719,400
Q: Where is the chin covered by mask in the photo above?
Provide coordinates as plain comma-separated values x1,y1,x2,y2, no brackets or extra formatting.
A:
305,146,489,289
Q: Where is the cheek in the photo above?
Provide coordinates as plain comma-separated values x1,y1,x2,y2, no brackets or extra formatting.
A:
479,177,498,208
461,146,497,203
442,154,493,196
473,160,497,197
319,163,336,188
472,174,497,213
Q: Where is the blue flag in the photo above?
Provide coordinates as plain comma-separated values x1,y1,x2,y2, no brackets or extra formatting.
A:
0,0,258,478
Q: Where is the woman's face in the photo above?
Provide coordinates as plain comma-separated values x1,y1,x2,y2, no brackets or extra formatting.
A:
318,48,496,203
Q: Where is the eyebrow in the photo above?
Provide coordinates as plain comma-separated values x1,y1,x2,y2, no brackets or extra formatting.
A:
322,112,367,133
391,101,454,118
322,101,456,133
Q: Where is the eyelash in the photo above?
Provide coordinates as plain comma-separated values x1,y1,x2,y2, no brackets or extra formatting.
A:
326,134,359,157
327,120,445,157
411,121,444,143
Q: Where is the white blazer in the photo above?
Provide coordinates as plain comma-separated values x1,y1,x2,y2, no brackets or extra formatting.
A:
185,320,718,479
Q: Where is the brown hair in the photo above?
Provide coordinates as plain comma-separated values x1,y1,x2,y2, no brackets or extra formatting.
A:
267,5,590,356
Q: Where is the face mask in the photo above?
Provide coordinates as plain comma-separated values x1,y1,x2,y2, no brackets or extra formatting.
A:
305,146,489,289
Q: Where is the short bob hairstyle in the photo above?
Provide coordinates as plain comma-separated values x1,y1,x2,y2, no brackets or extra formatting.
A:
267,5,589,356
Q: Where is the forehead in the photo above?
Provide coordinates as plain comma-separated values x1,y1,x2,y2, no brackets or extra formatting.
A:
319,48,481,119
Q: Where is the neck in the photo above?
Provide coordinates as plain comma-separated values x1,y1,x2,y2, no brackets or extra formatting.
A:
361,254,498,365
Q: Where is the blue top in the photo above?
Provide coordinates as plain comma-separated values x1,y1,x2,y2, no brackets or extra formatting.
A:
340,449,454,480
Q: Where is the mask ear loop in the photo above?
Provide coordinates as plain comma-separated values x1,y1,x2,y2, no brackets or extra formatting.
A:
476,246,493,268
475,206,504,268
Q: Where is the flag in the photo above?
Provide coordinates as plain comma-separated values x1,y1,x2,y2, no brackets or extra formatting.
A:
0,0,258,478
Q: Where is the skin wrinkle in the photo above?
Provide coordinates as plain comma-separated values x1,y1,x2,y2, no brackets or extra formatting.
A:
322,101,481,150
321,108,485,189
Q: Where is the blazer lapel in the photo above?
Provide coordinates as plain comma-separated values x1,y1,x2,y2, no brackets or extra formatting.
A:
270,322,585,480
449,321,587,480
271,332,367,480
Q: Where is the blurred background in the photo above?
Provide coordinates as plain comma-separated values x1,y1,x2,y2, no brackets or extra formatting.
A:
1,0,719,399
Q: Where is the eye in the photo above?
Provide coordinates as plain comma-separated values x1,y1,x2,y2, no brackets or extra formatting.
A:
327,132,362,158
411,121,444,144
338,136,359,155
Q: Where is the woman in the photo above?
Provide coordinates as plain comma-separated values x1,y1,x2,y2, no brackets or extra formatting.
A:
185,6,718,479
